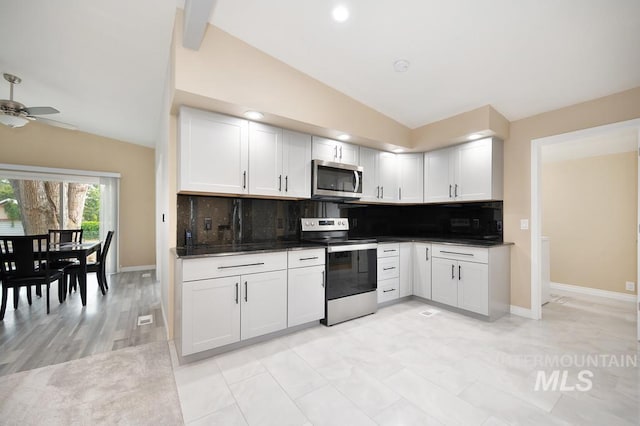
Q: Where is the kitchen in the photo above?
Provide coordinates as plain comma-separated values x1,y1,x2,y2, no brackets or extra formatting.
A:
0,0,640,423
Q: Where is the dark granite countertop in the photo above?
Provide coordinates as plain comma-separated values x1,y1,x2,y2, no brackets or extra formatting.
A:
375,236,514,247
173,241,322,258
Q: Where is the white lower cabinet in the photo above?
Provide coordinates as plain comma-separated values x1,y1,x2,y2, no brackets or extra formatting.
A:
288,264,325,327
241,270,288,340
377,243,400,304
399,243,413,297
412,242,432,299
430,244,510,319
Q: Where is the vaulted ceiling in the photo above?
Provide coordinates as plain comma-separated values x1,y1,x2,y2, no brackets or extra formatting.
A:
1,1,639,147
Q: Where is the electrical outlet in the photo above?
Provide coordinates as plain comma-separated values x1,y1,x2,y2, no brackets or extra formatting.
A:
204,217,212,231
625,281,635,292
520,219,529,230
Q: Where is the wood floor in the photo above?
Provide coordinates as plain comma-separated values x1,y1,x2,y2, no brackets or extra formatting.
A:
0,270,166,376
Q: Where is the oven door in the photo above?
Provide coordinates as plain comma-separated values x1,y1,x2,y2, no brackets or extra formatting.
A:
312,160,363,200
325,244,377,300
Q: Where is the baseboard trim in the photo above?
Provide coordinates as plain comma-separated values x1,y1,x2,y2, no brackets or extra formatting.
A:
120,265,156,272
159,293,170,341
510,305,536,319
550,282,636,302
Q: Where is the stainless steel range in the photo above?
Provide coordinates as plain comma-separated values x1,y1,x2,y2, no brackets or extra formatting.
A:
301,218,377,326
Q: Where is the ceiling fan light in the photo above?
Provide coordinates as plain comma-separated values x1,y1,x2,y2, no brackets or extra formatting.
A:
0,114,29,128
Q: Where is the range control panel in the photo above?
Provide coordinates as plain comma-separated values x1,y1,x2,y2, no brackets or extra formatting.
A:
301,218,349,232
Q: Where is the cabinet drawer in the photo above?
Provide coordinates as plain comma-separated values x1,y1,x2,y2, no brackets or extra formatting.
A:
288,248,325,268
378,278,399,303
431,244,488,263
378,256,399,280
377,243,400,258
183,252,288,281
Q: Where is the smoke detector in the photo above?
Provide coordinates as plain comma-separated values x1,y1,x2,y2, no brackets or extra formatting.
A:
393,59,410,72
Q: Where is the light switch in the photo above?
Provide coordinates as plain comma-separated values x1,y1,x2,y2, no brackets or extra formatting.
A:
520,219,529,230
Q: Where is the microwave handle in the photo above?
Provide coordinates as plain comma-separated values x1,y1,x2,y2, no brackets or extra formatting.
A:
353,170,360,193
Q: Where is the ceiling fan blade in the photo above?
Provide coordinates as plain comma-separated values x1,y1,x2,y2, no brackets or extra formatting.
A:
24,106,59,115
34,116,76,130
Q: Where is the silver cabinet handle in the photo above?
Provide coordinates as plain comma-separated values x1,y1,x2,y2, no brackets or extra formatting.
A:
399,187,402,200
426,247,429,261
340,146,343,159
285,176,288,192
449,184,452,198
440,251,473,257
381,186,384,198
454,184,458,197
299,256,319,261
321,270,325,288
243,171,247,189
383,266,396,271
235,283,239,304
383,249,396,253
383,288,396,293
459,265,462,281
451,264,455,279
279,175,282,191
218,262,265,269
244,281,248,302
376,186,380,199
334,145,338,158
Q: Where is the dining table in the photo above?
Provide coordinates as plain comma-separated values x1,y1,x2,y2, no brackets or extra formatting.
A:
49,241,101,306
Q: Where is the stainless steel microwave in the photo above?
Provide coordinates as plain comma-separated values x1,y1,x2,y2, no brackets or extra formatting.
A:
311,159,363,201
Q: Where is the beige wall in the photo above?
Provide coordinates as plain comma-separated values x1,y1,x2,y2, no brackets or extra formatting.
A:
0,122,156,268
504,86,640,308
542,152,637,294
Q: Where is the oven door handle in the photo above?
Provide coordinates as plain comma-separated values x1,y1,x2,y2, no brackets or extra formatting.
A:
327,243,378,253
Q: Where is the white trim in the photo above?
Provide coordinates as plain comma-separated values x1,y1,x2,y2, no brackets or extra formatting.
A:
0,163,121,178
550,282,636,302
120,265,156,272
159,289,170,341
530,118,640,323
510,305,536,319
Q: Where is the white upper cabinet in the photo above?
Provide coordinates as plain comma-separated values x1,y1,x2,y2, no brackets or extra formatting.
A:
282,130,312,198
358,147,397,202
179,107,249,194
249,122,283,197
397,153,424,204
312,136,359,165
249,124,312,198
424,138,503,203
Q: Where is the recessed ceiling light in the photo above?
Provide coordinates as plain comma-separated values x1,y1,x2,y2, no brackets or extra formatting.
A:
393,59,410,72
393,148,405,153
244,111,264,120
467,133,483,140
337,133,350,141
332,5,350,22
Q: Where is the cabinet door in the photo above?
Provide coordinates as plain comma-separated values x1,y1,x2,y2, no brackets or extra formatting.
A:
241,270,288,340
378,256,400,280
179,107,248,194
338,142,360,165
431,258,457,306
424,148,454,203
182,276,240,355
413,243,432,299
359,147,379,202
312,136,338,162
399,243,413,297
378,278,400,303
397,154,424,204
457,261,489,315
249,122,284,196
454,138,493,201
288,265,325,327
282,130,312,198
378,151,397,202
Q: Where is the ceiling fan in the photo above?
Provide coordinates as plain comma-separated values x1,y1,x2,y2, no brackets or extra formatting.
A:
0,73,75,130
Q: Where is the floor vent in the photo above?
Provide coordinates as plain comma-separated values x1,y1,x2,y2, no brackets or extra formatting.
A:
137,315,153,326
420,309,439,318
142,273,151,278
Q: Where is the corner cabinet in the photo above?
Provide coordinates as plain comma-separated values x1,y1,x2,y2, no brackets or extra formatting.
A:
312,136,359,165
178,107,249,194
397,153,424,204
424,137,503,203
412,242,432,299
249,123,312,198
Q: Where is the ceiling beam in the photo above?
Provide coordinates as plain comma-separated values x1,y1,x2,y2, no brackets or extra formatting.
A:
182,0,217,50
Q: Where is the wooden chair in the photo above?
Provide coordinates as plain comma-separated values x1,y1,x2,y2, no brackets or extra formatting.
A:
66,230,114,295
0,235,64,320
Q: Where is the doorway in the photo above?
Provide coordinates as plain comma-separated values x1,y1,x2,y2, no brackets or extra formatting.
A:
530,118,640,341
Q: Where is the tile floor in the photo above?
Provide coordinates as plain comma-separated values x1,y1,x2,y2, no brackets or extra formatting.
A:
172,293,639,425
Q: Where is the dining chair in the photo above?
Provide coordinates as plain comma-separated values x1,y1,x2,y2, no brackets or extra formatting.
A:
48,229,83,245
0,235,64,320
66,230,114,296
